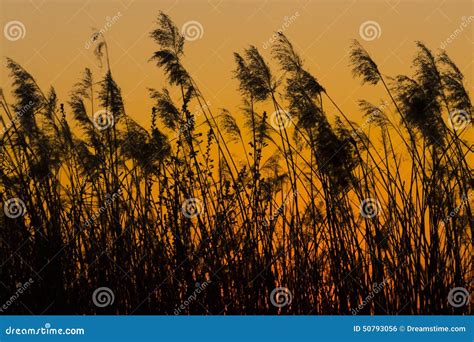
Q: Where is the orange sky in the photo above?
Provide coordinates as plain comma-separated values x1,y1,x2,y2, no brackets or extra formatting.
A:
1,0,473,131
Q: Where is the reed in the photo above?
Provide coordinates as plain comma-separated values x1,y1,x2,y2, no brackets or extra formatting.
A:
0,12,471,315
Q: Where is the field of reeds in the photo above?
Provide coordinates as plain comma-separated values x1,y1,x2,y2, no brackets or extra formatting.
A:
0,13,472,315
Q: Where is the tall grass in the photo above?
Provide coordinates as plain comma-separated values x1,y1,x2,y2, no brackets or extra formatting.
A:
0,12,472,314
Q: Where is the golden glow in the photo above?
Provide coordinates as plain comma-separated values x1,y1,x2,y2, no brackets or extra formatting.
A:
1,0,472,130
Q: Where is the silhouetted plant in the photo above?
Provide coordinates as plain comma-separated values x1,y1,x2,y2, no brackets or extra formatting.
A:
0,13,471,316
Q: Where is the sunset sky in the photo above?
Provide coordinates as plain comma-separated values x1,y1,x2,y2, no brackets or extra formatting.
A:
1,0,472,130
1,0,473,320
